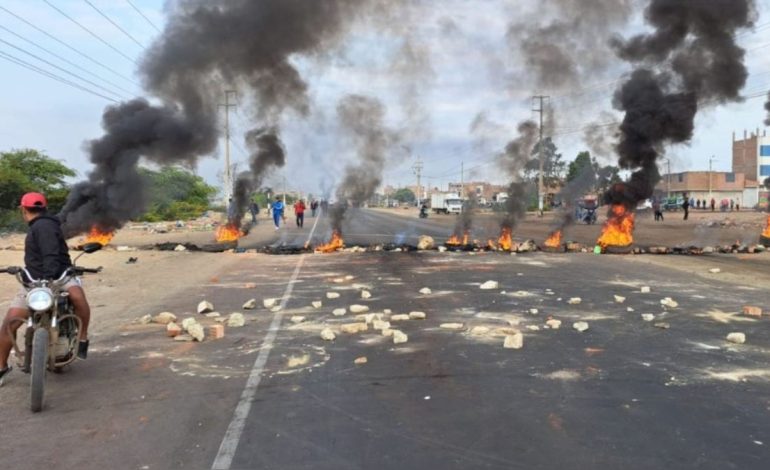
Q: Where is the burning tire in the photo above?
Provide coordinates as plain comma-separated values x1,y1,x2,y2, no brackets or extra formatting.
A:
760,235,770,248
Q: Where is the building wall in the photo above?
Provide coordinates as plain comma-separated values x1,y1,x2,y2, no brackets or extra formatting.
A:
759,135,770,181
733,131,758,180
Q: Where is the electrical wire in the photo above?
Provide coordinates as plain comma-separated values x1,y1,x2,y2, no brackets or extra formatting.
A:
0,49,118,102
83,0,146,50
0,5,139,87
125,0,161,34
43,0,138,65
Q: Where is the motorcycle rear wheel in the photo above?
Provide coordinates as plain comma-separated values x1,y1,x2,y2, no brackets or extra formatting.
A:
30,328,49,412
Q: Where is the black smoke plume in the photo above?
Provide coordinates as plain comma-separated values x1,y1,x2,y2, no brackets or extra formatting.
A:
230,129,286,231
764,93,770,126
59,0,388,237
499,121,538,230
606,0,755,209
330,95,400,233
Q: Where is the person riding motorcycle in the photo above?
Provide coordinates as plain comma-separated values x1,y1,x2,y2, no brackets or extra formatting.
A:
0,193,91,382
419,204,428,218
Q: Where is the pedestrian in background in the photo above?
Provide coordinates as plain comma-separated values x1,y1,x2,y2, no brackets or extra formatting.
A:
271,196,284,230
730,199,735,211
710,198,716,212
653,198,664,222
311,200,318,217
682,194,690,220
294,199,306,228
249,201,259,224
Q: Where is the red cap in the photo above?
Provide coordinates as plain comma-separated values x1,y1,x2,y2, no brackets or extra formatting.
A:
20,192,47,209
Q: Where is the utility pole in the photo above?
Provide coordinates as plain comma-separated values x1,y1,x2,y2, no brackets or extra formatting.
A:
666,158,671,199
282,175,287,205
218,90,237,204
708,155,716,198
412,157,423,206
532,95,550,216
460,161,464,199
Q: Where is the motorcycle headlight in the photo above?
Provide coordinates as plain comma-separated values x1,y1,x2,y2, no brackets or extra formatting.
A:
26,288,54,312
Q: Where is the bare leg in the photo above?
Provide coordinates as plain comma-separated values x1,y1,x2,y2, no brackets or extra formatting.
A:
67,286,90,341
0,308,29,369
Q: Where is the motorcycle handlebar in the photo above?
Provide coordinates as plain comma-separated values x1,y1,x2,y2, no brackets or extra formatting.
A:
75,267,102,274
0,266,20,275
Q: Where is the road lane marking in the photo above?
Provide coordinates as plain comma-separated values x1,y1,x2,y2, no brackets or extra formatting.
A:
211,216,319,470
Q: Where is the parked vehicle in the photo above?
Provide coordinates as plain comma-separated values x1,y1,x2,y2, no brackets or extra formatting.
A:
663,197,684,211
430,192,465,214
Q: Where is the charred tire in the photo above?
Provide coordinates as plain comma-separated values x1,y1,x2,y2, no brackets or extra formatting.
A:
30,328,48,412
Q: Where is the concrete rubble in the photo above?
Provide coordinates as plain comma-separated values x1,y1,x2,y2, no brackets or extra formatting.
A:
174,334,193,342
181,317,197,330
242,299,257,310
742,306,763,318
708,268,721,274
372,319,391,330
263,298,278,309
354,357,368,365
419,287,432,295
138,314,153,324
166,322,182,337
333,308,347,317
153,312,177,324
660,297,679,308
641,314,655,322
197,301,214,314
390,314,410,321
174,244,187,251
437,246,447,253
529,308,539,315
726,332,746,344
568,297,582,305
290,316,306,324
440,323,465,330
326,292,341,299
614,295,626,304
526,325,541,331
640,286,651,293
208,324,225,340
545,319,561,329
480,280,499,290
361,290,372,299
503,333,524,349
312,301,323,309
187,322,205,342
204,312,221,318
341,322,369,334
227,313,246,328
392,330,408,344
417,235,435,250
320,328,336,341
381,328,394,337
409,311,426,320
654,322,670,329
470,326,491,335
572,321,589,332
349,305,370,313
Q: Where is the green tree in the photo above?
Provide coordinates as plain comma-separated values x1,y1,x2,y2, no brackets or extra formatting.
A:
526,137,565,188
138,166,217,221
393,188,416,204
595,164,622,194
567,151,595,183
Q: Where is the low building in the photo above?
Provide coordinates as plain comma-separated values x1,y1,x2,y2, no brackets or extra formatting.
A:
656,171,749,207
733,129,770,207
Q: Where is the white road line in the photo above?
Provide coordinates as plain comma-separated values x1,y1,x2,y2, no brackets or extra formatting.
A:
211,216,319,470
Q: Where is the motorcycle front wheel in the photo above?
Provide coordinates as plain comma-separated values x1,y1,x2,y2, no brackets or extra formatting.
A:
30,328,49,412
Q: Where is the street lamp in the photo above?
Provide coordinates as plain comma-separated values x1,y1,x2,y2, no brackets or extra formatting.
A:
708,155,716,199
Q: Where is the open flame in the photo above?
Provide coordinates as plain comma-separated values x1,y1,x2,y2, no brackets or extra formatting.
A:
596,204,635,248
84,226,115,246
316,230,344,253
215,223,242,243
544,230,562,248
762,215,770,238
447,231,470,246
497,227,513,251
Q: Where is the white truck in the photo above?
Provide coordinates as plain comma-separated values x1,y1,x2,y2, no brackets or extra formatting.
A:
430,192,465,214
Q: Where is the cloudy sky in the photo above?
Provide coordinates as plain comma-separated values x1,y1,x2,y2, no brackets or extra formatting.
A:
2,0,770,199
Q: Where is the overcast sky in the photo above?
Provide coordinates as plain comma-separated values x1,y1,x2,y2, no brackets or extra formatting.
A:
2,0,770,198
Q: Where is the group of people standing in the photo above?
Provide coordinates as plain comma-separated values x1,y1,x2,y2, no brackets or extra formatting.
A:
652,194,742,222
247,197,329,230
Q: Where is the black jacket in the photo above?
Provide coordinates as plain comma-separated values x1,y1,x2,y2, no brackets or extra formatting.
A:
25,214,72,280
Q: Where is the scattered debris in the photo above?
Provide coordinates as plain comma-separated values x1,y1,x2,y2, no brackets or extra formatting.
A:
326,292,341,299
626,307,635,312
174,244,187,252
341,322,369,334
409,311,426,320
332,308,347,317
311,301,323,309
393,330,408,344
187,322,205,342
349,305,370,314
417,235,435,250
545,319,561,329
242,299,257,310
166,322,182,337
152,312,177,324
568,297,582,305
390,314,410,322
654,322,670,330
227,313,246,328
290,316,306,324
181,317,197,330
437,246,448,253
208,324,225,340
528,308,539,315
614,295,626,304
708,268,721,274
726,332,746,344
640,286,651,293
572,321,589,332
419,287,432,295
354,356,368,365
660,297,679,309
503,333,524,349
381,328,394,337
344,275,354,281
287,354,310,368
263,298,278,309
480,280,499,290
470,326,491,335
320,328,336,341
361,290,372,299
641,314,655,322
197,301,214,314
204,312,221,318
174,334,193,342
383,309,392,314
526,325,541,331
440,323,465,330
373,319,391,330
743,306,763,318
138,314,153,325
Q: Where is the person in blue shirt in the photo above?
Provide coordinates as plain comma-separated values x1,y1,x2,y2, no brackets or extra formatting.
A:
271,196,285,230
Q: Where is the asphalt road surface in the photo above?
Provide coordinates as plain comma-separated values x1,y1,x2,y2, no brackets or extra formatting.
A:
1,209,769,470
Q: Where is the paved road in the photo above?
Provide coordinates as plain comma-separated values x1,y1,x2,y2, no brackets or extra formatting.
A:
2,210,769,469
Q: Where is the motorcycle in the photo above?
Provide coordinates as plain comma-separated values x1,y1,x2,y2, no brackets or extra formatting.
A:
0,242,102,412
419,206,429,219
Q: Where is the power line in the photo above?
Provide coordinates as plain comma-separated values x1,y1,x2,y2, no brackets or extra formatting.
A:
83,0,146,50
43,0,138,65
0,5,139,87
0,23,136,97
0,37,127,100
0,49,118,102
125,0,161,34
